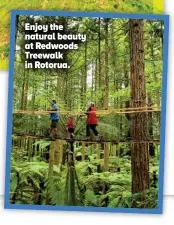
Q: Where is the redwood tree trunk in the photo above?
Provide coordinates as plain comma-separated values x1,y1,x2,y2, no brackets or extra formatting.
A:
103,18,109,109
98,17,102,109
129,19,150,205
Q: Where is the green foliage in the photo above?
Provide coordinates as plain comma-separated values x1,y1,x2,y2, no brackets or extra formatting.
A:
33,140,51,150
10,140,159,208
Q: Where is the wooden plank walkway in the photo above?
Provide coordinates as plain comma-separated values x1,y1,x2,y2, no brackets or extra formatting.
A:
12,133,160,144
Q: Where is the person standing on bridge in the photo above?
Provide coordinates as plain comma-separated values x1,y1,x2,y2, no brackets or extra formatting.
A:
67,116,75,139
85,102,102,141
47,100,59,138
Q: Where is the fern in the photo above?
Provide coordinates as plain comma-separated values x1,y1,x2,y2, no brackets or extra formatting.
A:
10,142,159,208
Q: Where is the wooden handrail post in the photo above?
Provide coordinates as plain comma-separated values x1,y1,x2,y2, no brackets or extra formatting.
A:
28,137,32,162
59,141,63,164
82,142,85,161
104,143,109,171
97,144,100,159
54,140,59,165
49,141,55,166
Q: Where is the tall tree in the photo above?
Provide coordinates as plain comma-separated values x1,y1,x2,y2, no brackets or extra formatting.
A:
129,19,150,205
103,18,109,109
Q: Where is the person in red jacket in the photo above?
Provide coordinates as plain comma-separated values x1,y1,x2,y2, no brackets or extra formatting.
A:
67,116,75,139
86,102,101,140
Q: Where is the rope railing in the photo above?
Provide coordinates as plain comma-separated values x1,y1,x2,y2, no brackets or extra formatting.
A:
13,106,161,116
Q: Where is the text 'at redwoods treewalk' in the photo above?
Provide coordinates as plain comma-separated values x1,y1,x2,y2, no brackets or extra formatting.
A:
10,15,163,209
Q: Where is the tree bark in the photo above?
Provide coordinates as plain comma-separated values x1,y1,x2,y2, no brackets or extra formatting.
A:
98,18,101,90
98,18,102,109
129,19,150,205
23,69,29,110
103,18,109,109
20,69,26,110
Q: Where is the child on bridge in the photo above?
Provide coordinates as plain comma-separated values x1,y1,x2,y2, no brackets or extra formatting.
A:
67,116,75,139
